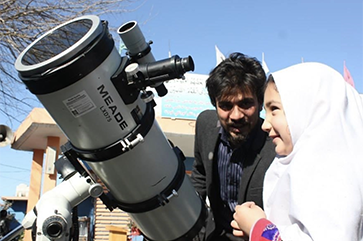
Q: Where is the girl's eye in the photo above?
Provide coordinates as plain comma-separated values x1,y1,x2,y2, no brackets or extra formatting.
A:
271,105,279,111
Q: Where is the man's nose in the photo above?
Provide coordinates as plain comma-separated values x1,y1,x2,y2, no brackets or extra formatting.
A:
230,106,244,120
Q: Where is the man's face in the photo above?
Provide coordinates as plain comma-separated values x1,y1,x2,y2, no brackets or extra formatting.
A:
216,90,260,148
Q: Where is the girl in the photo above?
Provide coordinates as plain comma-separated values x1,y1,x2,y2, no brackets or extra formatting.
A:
231,62,363,240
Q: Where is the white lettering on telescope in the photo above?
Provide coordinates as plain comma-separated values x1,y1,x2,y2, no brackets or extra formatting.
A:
63,90,96,118
97,85,128,130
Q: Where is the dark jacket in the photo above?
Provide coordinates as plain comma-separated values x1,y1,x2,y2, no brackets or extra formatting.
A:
191,110,275,241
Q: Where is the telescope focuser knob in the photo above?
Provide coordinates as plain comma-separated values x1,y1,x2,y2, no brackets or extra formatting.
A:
125,63,140,85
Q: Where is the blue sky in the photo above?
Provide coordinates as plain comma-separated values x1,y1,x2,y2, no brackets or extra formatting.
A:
1,0,362,200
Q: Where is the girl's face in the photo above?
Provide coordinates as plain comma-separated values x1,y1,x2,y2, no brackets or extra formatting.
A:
262,81,293,156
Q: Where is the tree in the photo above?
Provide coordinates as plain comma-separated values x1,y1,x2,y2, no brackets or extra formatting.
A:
0,0,138,126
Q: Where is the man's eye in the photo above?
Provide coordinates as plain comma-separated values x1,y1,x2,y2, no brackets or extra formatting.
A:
238,100,255,109
218,103,232,111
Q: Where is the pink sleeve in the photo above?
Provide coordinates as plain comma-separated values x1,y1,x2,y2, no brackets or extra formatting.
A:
250,218,282,241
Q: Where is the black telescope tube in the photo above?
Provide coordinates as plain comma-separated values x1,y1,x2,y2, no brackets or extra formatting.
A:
155,83,168,97
137,55,195,85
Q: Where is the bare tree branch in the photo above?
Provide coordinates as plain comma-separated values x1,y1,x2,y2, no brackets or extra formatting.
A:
0,0,141,126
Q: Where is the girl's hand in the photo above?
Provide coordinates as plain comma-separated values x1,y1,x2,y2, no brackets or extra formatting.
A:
232,202,266,237
231,219,245,238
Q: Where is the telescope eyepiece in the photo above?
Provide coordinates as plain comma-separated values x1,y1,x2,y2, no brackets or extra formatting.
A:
124,55,195,96
178,55,194,72
140,55,195,84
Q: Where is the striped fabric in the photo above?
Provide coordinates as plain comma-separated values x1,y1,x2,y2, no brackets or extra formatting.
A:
218,129,244,212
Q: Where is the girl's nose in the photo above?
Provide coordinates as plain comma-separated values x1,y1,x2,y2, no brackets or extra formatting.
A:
261,119,271,133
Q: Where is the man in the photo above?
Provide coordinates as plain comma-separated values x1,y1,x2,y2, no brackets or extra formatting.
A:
191,52,275,241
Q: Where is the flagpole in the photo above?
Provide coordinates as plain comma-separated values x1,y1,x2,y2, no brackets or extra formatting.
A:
215,45,225,66
343,60,355,88
168,40,171,57
261,52,269,75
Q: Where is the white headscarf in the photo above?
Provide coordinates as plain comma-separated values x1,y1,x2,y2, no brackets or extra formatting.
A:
263,62,363,241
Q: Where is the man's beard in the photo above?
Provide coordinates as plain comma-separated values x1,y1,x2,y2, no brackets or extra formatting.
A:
227,131,249,149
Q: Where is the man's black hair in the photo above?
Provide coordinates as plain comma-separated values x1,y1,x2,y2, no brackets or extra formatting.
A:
206,52,266,107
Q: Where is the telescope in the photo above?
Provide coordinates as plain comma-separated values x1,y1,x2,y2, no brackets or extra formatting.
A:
13,15,207,241
0,125,14,147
